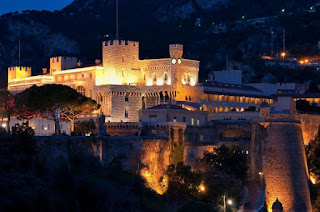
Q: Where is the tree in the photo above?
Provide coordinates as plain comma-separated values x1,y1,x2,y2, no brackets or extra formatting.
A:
18,84,99,135
61,96,99,132
0,90,17,133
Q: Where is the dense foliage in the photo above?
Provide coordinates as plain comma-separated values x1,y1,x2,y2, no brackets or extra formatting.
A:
306,127,320,211
16,84,99,135
166,145,247,211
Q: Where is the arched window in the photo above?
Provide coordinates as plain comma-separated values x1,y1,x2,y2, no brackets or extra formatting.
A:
76,86,86,96
164,73,168,81
153,74,157,82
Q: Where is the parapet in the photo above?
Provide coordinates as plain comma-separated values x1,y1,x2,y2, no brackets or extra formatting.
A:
103,40,139,47
8,66,32,82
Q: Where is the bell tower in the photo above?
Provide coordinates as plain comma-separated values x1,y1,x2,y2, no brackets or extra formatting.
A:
169,44,183,59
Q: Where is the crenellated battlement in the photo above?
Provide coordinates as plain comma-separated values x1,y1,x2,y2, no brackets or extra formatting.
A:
8,66,32,82
103,40,139,47
169,44,183,58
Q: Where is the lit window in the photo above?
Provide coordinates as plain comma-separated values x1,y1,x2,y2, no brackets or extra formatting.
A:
191,118,194,126
68,75,71,80
125,108,129,118
197,119,200,126
76,86,86,96
75,75,78,80
61,76,64,81
173,116,177,122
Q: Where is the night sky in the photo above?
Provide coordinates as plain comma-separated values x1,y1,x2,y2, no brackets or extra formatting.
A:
0,0,74,15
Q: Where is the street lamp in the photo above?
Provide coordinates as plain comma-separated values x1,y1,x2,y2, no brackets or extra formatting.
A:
199,184,205,192
1,123,6,128
281,52,286,59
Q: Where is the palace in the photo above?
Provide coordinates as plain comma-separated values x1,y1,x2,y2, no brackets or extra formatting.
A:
8,40,202,122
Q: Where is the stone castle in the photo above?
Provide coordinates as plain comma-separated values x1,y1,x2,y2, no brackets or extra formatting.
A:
4,38,320,211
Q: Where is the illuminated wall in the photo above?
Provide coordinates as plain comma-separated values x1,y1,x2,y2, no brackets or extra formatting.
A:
8,66,32,82
262,122,311,212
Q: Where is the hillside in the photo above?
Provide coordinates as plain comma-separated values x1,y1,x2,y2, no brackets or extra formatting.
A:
0,0,319,88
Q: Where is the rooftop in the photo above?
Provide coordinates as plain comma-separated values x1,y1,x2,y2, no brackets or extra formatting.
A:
204,81,260,92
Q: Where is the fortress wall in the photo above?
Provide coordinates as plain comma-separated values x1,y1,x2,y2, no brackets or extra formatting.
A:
262,123,311,212
35,136,171,194
297,114,320,145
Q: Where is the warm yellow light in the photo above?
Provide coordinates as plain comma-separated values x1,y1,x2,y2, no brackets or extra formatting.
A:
305,59,309,63
259,172,263,175
227,199,233,205
310,172,317,184
281,52,286,57
157,80,164,86
199,184,205,192
299,60,304,64
1,123,6,128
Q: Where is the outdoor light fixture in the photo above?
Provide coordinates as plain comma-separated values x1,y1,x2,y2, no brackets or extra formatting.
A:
171,58,177,64
227,199,233,205
1,123,7,128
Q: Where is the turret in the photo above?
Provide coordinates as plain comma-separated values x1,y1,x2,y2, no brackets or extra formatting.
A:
272,199,283,212
169,44,183,59
8,66,31,82
49,56,78,74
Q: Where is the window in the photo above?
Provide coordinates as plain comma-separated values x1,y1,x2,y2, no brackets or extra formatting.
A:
153,74,157,82
48,124,50,130
191,118,194,126
197,119,200,126
125,93,129,102
82,74,85,78
125,108,129,118
143,74,146,81
55,76,58,81
75,75,78,80
164,73,168,81
68,75,71,80
89,73,93,80
76,86,86,96
173,116,177,122
183,117,186,122
61,76,64,81
200,134,204,141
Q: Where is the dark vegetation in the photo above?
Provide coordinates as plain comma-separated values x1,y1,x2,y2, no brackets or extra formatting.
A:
306,127,320,211
0,123,247,211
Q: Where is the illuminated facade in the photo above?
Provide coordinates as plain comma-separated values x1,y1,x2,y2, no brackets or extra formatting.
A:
8,40,202,122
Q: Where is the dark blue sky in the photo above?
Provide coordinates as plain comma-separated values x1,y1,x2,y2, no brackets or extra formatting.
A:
0,0,74,15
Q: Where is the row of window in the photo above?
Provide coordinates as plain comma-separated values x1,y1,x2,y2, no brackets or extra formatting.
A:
202,94,274,105
55,73,93,82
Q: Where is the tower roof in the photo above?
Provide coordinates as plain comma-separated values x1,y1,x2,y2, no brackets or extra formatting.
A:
272,198,283,210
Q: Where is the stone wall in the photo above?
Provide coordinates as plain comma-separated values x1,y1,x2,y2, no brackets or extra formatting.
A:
35,136,172,195
261,122,311,212
297,114,320,145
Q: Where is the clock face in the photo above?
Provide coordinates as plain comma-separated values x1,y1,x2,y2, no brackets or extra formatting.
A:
172,58,177,64
178,58,182,64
